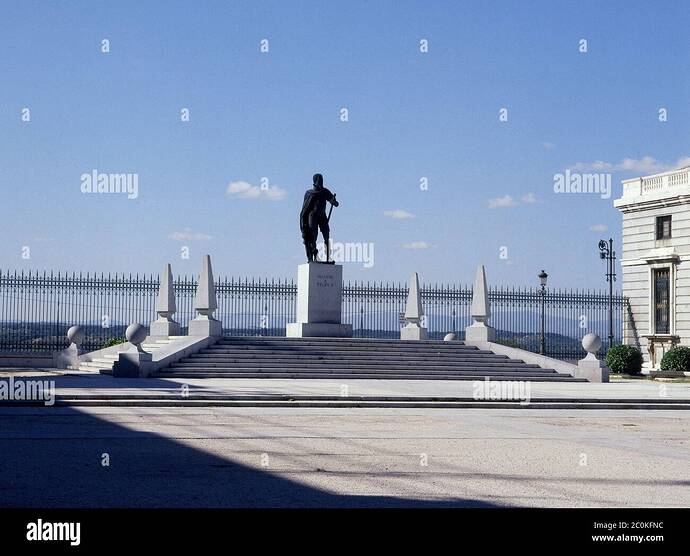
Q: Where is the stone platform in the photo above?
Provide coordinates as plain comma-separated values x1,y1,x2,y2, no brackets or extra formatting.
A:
286,263,353,338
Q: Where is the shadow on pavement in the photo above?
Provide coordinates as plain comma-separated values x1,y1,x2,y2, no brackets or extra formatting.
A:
0,405,498,508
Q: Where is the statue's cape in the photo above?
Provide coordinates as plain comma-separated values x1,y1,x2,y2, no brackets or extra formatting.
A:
300,190,318,228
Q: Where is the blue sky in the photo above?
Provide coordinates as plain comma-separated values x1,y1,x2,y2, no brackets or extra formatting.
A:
1,0,688,289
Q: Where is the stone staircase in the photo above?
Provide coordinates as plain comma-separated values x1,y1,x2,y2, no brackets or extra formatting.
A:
154,337,585,382
68,337,182,373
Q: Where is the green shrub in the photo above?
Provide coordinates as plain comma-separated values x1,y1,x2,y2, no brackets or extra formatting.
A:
102,338,125,349
660,346,690,373
605,345,643,375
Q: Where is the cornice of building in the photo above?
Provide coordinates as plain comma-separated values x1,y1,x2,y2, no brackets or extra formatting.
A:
614,166,690,212
621,251,690,266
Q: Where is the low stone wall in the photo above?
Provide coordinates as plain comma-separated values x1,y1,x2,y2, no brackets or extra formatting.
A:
0,354,55,368
112,335,220,378
464,340,579,377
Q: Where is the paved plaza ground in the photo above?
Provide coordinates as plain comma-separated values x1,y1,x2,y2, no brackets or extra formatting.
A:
1,370,689,507
2,368,690,400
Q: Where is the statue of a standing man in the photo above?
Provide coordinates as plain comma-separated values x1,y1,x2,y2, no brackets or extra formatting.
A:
300,173,339,262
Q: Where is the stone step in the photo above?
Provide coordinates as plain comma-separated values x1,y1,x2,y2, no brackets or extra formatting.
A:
162,336,578,383
188,359,528,368
75,348,133,372
163,365,562,375
200,347,500,357
90,357,119,364
187,353,510,365
171,361,544,371
170,362,557,373
203,348,496,358
220,336,464,343
216,339,477,349
155,370,583,381
80,361,113,368
164,368,560,381
59,394,686,403
36,394,684,408
215,342,478,352
191,351,523,361
72,364,106,372
41,399,684,408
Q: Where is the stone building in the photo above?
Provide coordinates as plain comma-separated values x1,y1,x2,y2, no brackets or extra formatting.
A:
614,166,690,369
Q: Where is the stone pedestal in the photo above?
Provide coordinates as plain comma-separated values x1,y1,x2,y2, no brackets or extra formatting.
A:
150,317,181,337
465,322,496,342
152,263,180,338
53,343,81,369
576,354,610,383
401,323,427,340
286,263,353,338
577,333,610,382
113,351,153,378
188,316,222,337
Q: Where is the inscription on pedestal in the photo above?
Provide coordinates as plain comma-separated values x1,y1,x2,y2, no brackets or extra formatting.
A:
315,275,335,289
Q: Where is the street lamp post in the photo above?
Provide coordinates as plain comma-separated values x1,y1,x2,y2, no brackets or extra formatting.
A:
598,239,617,350
538,270,548,355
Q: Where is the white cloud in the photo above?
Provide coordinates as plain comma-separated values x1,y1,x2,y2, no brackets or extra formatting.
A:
589,224,608,232
402,241,431,250
488,193,539,208
568,155,690,175
488,195,519,209
227,180,286,201
384,209,415,219
168,228,212,241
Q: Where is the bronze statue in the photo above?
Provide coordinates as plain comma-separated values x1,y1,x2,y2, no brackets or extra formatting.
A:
300,173,339,262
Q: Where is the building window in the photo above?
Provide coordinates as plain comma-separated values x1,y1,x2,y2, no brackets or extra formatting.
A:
656,215,672,239
654,268,670,334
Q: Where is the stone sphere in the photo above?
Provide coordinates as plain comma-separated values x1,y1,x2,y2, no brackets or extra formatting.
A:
443,332,457,342
66,325,85,345
582,333,602,354
125,323,148,346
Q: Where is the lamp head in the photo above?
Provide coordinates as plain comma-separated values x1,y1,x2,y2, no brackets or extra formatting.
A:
538,270,548,287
